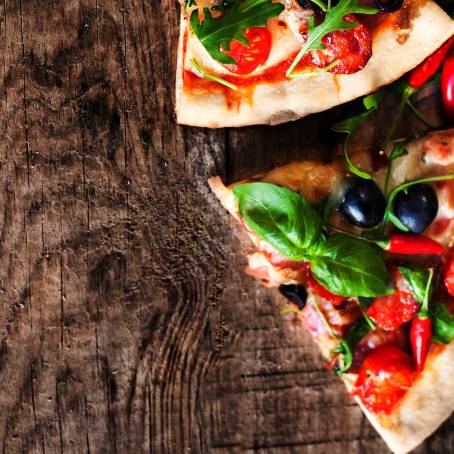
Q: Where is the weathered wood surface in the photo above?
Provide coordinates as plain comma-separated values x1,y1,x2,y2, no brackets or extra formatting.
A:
0,0,453,453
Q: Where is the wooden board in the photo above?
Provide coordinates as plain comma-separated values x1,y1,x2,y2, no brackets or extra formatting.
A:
0,0,453,452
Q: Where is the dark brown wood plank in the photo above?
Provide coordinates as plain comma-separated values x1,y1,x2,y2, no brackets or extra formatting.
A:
0,0,452,453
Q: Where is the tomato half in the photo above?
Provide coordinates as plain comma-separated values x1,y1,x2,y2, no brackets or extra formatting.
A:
353,344,414,414
366,290,419,331
309,14,372,75
223,27,272,75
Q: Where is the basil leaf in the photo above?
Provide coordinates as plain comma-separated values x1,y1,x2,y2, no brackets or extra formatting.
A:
398,265,430,304
190,0,284,65
233,183,322,260
309,234,391,297
432,302,454,344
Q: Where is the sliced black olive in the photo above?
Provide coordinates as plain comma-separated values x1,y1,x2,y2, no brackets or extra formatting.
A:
392,184,438,234
372,0,403,12
279,284,307,310
340,179,386,228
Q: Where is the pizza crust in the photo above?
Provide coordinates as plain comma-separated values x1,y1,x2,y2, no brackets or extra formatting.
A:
176,1,454,128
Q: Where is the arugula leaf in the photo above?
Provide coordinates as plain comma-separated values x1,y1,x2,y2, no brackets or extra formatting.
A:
333,318,370,375
309,234,391,297
286,0,377,77
190,0,284,65
233,183,322,260
399,265,431,305
432,302,454,344
383,174,454,231
331,91,384,179
190,58,239,90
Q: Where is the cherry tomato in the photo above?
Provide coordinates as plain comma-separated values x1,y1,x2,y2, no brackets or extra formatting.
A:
353,344,414,414
444,253,454,297
309,15,372,75
223,27,272,75
366,290,419,331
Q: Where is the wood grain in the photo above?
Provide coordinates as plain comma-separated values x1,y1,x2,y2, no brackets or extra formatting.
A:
0,0,452,453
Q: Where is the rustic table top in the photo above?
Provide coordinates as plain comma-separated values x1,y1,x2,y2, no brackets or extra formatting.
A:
0,0,453,453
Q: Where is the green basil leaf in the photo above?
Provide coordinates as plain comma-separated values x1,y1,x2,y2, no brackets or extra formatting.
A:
432,302,454,344
233,182,322,260
190,0,284,65
309,234,391,297
398,265,430,304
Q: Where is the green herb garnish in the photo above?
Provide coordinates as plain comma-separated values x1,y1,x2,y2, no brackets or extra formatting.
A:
233,182,391,297
286,0,377,78
333,318,371,375
331,91,384,179
432,302,454,344
190,0,284,65
399,265,432,305
190,58,239,90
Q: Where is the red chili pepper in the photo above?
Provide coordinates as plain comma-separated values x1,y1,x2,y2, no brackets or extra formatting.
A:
410,315,432,372
378,234,446,255
442,53,454,120
408,36,454,90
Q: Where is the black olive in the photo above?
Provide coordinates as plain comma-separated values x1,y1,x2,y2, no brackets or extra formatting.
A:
372,0,403,12
392,184,438,234
340,179,386,228
279,284,307,310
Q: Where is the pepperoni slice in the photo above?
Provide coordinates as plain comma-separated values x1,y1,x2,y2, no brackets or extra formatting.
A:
309,14,372,75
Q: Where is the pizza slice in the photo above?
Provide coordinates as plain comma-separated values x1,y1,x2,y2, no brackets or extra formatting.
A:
209,128,454,453
175,0,454,127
